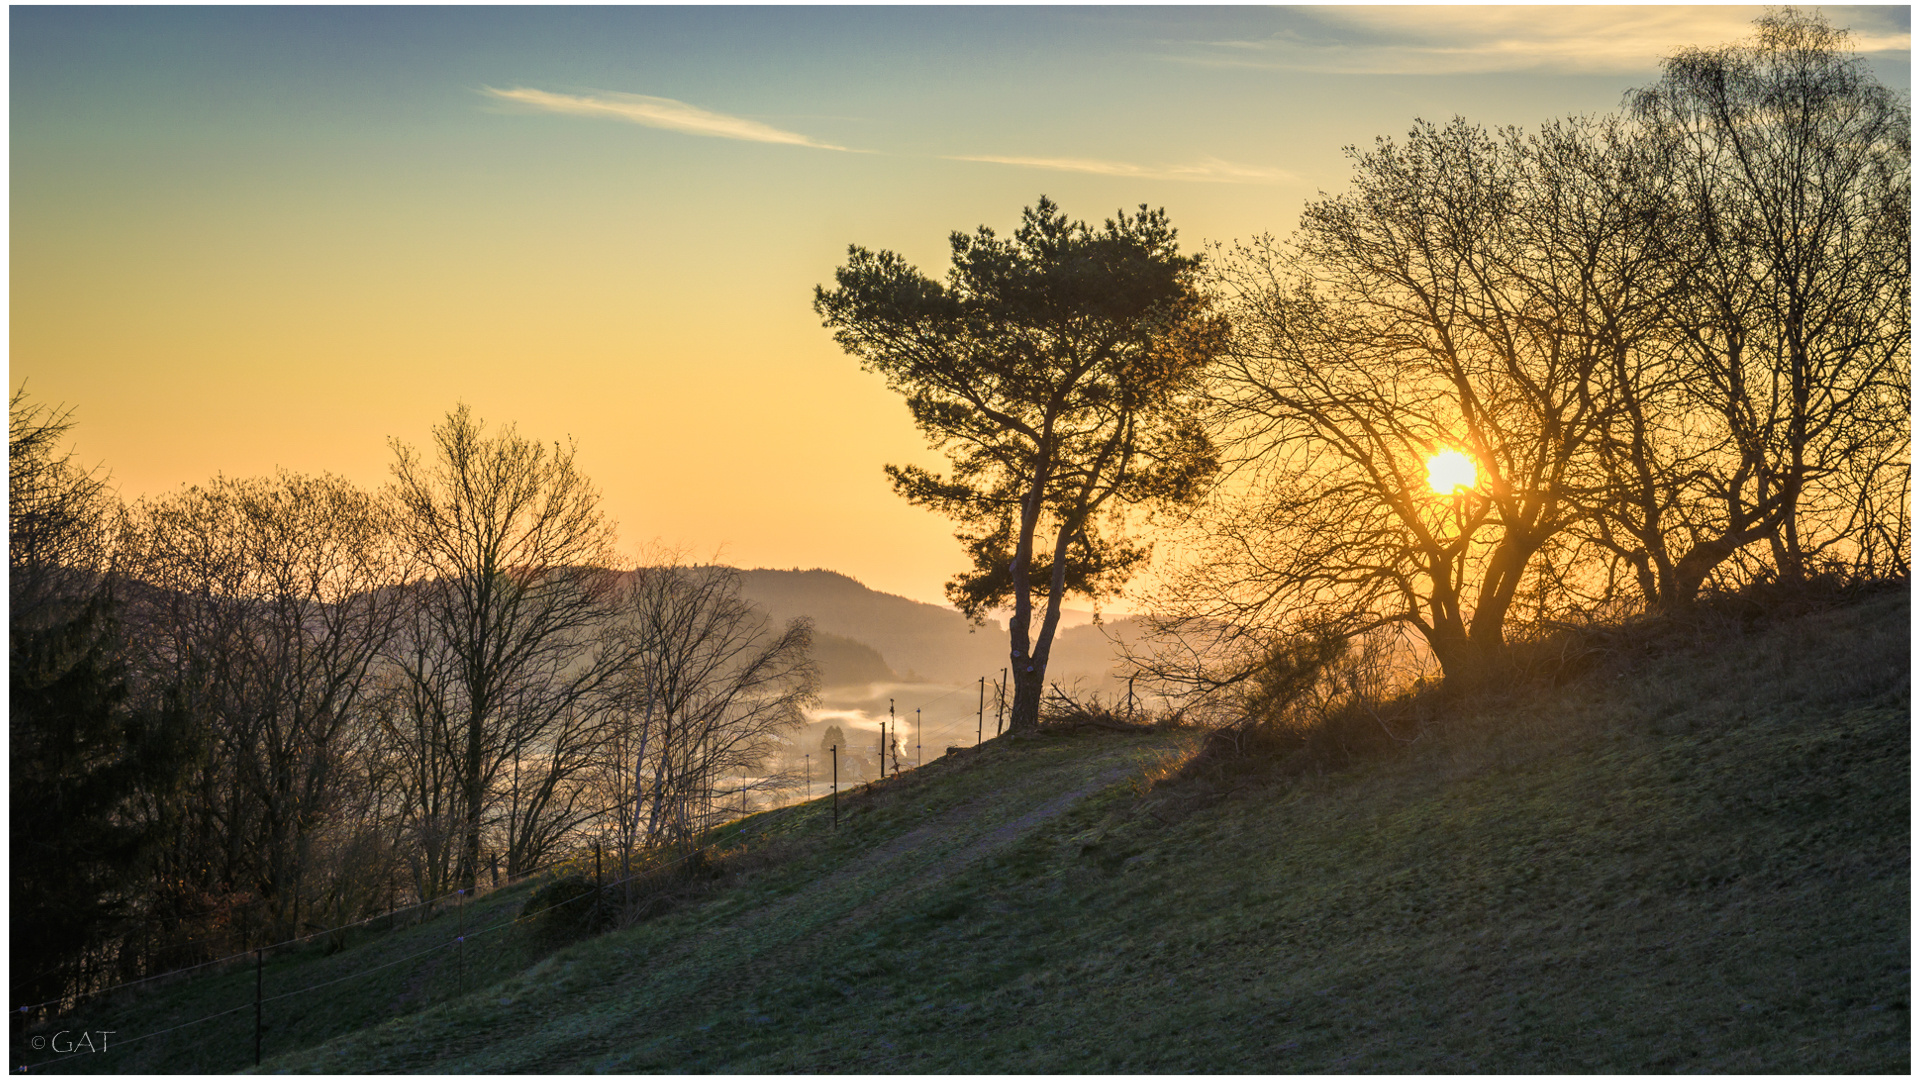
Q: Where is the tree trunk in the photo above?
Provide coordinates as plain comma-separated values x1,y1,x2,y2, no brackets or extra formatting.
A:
458,744,484,892
1005,529,1072,733
1424,617,1480,688
1664,537,1737,609
1007,664,1045,733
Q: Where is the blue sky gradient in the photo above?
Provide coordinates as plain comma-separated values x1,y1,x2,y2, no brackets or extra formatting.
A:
13,5,1910,606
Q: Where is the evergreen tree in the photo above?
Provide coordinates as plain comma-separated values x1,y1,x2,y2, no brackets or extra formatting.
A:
10,389,185,1012
818,724,847,756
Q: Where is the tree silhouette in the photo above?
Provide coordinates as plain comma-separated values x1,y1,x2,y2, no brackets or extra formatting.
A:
387,404,624,892
819,724,847,756
1623,8,1910,595
1156,12,1908,693
1182,120,1631,686
10,389,187,1010
120,472,410,941
605,558,815,857
817,197,1226,731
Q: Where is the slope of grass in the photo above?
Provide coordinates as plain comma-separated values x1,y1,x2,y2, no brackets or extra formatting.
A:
29,589,1909,1073
13,869,578,1074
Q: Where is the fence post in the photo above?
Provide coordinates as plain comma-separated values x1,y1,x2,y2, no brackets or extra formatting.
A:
978,676,985,745
253,948,263,1067
457,890,465,998
830,745,838,828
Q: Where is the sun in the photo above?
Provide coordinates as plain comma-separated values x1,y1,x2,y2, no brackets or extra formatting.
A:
1426,449,1477,495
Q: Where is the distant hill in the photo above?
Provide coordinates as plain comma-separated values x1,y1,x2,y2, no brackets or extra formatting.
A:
737,568,1142,693
809,630,898,687
736,568,1002,684
1043,614,1150,696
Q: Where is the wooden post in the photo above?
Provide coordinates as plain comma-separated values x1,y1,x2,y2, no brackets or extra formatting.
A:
456,889,465,997
978,676,985,745
997,669,1007,735
830,745,838,828
916,708,921,768
253,948,263,1067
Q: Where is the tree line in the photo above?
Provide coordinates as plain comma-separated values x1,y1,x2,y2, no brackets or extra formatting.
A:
818,10,1908,716
11,400,817,1015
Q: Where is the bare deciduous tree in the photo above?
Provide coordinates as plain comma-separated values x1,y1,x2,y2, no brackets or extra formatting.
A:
387,404,625,892
598,557,816,872
1174,119,1634,686
1154,12,1908,694
1625,8,1910,595
120,471,408,939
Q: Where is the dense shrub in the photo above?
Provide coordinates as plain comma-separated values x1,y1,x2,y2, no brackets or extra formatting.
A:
520,874,618,943
1149,626,1446,801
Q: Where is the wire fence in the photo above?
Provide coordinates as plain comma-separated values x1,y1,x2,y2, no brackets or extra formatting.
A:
14,758,840,1022
15,866,529,1020
13,680,1006,1003
7,767,870,1075
11,674,1016,1073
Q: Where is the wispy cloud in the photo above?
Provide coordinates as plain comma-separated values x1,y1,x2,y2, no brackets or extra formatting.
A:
948,153,1291,185
1166,6,1911,76
483,86,852,150
485,86,1286,182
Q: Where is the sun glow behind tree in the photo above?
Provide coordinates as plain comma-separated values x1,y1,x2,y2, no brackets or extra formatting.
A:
1426,450,1477,496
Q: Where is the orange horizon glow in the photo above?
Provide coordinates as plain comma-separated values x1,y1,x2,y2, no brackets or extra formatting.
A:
19,8,1890,611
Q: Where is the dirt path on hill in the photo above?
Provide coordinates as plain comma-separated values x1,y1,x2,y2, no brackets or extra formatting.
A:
504,744,1154,1070
744,753,1140,934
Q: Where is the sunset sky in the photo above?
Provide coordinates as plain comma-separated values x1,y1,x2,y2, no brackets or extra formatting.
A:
12,5,1910,609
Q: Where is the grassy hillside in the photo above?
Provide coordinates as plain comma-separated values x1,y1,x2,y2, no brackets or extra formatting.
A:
27,589,1907,1073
